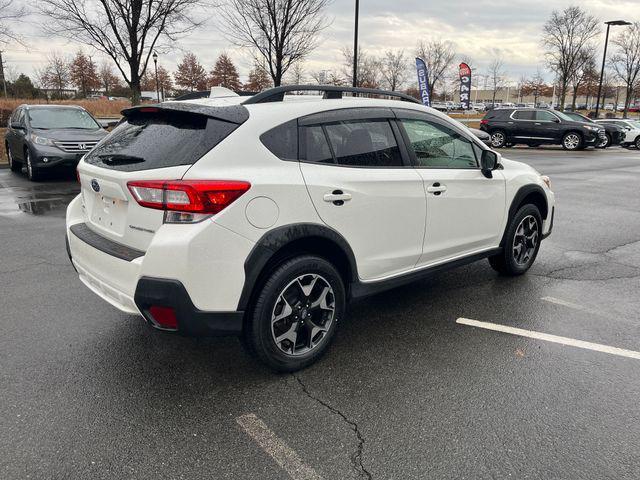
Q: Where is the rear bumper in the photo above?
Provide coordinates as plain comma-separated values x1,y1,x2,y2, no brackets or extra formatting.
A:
66,229,245,336
65,194,252,336
134,277,244,336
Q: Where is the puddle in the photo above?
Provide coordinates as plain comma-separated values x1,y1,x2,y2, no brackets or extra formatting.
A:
0,177,80,218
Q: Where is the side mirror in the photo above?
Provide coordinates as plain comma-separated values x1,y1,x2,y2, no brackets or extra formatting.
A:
481,150,499,178
553,118,560,123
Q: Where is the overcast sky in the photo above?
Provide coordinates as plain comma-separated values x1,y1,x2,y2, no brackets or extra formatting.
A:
1,0,638,86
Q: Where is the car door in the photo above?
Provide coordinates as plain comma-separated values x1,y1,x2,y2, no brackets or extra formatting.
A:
534,110,561,141
509,109,537,141
298,109,426,281
394,110,506,266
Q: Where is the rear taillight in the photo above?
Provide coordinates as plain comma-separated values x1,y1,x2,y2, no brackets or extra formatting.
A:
127,180,251,223
480,119,488,125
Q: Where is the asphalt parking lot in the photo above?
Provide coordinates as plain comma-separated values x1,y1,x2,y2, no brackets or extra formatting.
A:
1,146,640,480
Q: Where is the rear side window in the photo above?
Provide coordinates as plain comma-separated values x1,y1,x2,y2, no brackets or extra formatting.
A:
535,111,557,122
84,111,238,171
324,120,403,167
513,110,535,120
260,120,298,161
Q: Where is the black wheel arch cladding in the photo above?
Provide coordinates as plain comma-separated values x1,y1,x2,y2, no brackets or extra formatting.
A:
237,223,358,311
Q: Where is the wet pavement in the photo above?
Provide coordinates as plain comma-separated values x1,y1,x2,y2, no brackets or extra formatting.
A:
1,147,640,480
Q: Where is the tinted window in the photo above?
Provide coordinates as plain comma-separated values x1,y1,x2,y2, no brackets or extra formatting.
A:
513,110,535,120
324,120,402,167
303,126,334,164
401,118,478,168
260,120,298,161
535,111,557,122
84,111,238,172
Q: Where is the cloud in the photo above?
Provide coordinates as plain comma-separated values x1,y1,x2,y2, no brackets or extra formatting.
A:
1,0,637,85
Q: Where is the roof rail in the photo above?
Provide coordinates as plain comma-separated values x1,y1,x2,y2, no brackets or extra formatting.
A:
242,84,421,105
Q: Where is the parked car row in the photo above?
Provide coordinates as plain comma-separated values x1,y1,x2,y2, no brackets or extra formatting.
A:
480,106,640,150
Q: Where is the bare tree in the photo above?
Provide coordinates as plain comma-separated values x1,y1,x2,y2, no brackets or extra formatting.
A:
569,48,596,110
285,61,306,85
219,0,330,87
415,39,456,98
98,62,122,95
610,22,640,118
0,0,27,46
521,69,548,105
542,6,600,110
487,57,506,105
342,46,382,88
309,69,343,86
39,0,206,104
39,52,71,98
380,49,408,91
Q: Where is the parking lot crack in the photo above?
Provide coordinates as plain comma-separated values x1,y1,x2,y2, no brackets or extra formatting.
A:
293,374,373,480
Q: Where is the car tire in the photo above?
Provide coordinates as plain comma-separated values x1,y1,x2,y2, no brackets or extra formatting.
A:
489,204,543,276
6,143,21,172
562,132,583,151
635,136,640,149
490,130,507,148
597,134,611,149
243,255,345,372
25,148,41,181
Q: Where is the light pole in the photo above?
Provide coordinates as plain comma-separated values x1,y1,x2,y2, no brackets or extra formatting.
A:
352,0,359,88
595,20,631,118
153,51,160,102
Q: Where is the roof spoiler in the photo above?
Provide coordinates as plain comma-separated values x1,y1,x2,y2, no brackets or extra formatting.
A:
121,102,249,125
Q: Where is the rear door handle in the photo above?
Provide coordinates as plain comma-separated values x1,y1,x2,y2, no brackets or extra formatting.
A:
426,183,447,195
323,190,352,205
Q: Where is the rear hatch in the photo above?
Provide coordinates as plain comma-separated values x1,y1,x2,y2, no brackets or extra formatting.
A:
77,102,249,251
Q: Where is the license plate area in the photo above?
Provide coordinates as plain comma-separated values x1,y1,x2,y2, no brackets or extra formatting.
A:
88,192,128,236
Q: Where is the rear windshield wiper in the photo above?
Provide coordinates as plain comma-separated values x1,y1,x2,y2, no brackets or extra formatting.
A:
98,154,145,165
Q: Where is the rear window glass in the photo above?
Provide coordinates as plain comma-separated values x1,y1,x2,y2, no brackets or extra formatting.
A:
260,120,298,161
84,111,238,171
513,110,535,120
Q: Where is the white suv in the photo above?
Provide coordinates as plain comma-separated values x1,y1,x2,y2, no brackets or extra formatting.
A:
66,85,555,371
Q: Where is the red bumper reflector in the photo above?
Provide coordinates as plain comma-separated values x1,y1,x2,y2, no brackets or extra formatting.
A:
149,305,178,329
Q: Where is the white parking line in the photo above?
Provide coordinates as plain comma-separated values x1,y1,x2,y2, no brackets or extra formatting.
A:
236,413,323,480
456,317,640,360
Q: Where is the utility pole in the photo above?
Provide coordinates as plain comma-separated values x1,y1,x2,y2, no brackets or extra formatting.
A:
352,0,359,88
0,51,8,98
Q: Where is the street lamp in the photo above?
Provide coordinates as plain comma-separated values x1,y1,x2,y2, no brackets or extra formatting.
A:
595,20,631,118
152,51,160,102
352,0,359,88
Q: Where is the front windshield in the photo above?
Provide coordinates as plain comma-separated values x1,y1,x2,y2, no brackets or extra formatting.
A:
628,120,640,129
27,108,101,130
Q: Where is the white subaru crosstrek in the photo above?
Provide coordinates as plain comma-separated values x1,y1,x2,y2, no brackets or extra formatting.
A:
66,85,555,371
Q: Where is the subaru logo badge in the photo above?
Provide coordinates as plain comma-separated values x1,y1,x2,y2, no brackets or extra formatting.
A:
91,179,100,192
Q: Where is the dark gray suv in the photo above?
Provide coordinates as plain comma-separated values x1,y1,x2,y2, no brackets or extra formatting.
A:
4,105,108,181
